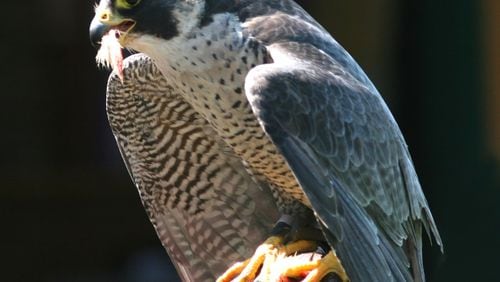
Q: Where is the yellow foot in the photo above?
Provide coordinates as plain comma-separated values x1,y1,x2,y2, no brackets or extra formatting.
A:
216,237,319,282
279,251,349,282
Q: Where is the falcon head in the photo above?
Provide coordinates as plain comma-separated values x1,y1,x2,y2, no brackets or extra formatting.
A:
89,0,206,49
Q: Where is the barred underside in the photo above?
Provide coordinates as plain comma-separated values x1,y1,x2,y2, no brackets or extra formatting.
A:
106,54,279,281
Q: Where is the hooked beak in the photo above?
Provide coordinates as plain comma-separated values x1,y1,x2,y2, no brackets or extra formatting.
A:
89,9,136,47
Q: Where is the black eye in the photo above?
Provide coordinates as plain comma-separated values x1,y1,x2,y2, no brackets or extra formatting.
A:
126,0,140,6
117,0,140,9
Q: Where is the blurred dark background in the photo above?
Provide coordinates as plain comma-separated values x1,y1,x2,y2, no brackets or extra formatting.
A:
1,1,498,281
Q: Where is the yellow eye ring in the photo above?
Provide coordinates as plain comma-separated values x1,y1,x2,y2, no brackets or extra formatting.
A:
116,0,141,9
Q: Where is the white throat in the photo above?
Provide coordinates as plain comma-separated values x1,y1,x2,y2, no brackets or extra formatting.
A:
127,12,245,82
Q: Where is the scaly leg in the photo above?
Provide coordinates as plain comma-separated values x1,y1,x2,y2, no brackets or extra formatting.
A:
217,214,348,282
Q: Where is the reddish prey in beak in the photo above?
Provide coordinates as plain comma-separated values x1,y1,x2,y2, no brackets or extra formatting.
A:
96,29,125,81
94,19,135,81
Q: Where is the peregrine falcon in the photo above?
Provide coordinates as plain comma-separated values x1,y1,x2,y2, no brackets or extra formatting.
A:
90,1,442,281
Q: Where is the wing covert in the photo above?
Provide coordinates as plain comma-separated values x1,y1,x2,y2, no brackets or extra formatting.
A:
244,41,441,281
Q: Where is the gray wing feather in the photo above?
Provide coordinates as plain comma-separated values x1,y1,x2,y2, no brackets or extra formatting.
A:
107,54,279,281
244,38,441,281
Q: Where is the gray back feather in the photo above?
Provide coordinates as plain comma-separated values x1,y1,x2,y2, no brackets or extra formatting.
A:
240,1,442,280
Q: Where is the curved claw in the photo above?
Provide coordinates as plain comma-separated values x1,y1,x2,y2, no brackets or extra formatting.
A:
217,236,283,282
217,237,326,282
284,251,349,282
216,259,251,282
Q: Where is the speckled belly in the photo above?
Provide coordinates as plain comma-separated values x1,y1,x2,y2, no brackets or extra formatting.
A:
186,78,310,211
151,31,310,211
